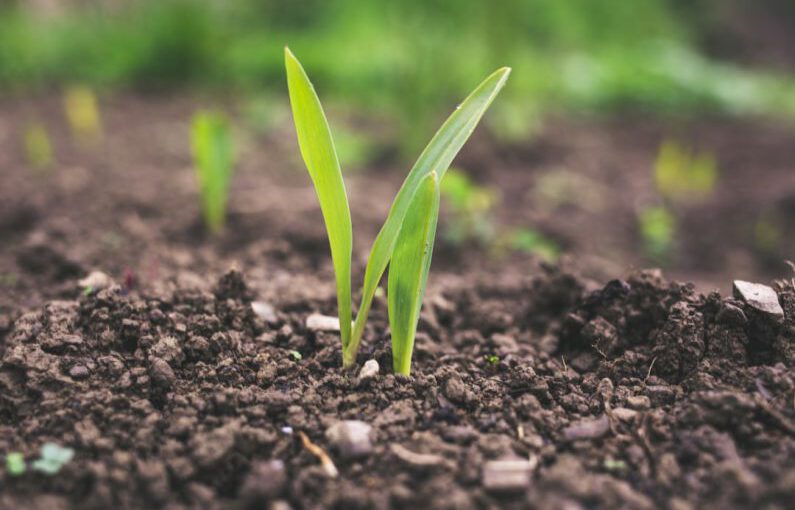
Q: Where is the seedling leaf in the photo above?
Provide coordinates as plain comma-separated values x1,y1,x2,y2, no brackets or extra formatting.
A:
6,452,25,476
191,111,235,233
285,47,353,353
389,172,440,375
31,443,74,475
349,67,511,359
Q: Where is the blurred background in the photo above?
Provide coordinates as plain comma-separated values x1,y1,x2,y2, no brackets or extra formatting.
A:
1,0,794,302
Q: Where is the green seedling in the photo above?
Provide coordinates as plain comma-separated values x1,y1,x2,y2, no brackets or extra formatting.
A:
6,452,25,476
654,140,717,202
289,350,303,361
63,85,102,143
508,228,560,262
639,205,675,261
191,111,236,234
285,47,509,374
24,123,53,170
31,443,74,475
440,168,498,244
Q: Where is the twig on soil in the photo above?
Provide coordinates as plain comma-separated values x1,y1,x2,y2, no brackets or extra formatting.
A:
561,356,568,372
298,431,339,478
632,413,657,478
644,357,657,383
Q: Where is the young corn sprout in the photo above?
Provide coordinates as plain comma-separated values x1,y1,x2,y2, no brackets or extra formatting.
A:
191,111,236,234
285,47,509,374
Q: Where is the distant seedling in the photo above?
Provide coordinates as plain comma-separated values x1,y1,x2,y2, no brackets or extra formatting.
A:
285,47,509,374
638,205,676,261
654,140,717,202
440,168,498,244
23,123,53,170
63,85,102,143
191,111,236,233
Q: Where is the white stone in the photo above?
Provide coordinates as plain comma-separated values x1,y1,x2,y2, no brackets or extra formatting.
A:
325,420,373,459
305,313,340,331
482,459,533,492
358,359,380,381
733,280,784,317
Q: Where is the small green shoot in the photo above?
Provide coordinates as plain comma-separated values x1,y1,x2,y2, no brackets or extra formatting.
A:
440,168,498,244
508,228,560,262
191,110,236,234
639,205,676,261
6,452,25,476
31,443,74,475
24,123,54,170
289,350,303,361
485,354,500,366
654,140,717,202
63,85,102,144
285,48,509,373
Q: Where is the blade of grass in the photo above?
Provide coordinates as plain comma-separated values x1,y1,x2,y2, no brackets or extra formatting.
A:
388,172,440,375
349,66,511,361
285,47,353,351
191,111,235,233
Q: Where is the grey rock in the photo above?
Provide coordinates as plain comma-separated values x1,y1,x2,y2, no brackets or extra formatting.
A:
69,365,90,380
305,313,340,332
358,359,380,381
78,270,113,291
251,301,279,325
148,357,176,389
443,375,468,404
482,459,533,492
563,415,610,441
325,420,373,459
733,280,784,317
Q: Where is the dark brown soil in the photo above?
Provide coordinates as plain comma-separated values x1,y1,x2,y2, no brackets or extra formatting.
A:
1,95,795,509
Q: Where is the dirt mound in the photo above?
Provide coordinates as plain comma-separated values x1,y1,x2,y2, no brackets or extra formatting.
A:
1,267,793,509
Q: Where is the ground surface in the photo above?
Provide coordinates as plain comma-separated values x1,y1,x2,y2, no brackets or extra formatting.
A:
0,96,794,509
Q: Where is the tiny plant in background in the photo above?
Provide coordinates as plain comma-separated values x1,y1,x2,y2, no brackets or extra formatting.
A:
638,205,676,262
191,110,236,234
5,452,25,476
63,85,102,144
507,228,560,262
654,139,717,202
285,47,509,374
23,123,54,170
440,168,498,244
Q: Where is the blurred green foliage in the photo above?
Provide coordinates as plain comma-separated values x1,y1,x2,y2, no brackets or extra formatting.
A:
654,140,718,202
191,110,236,233
2,0,795,155
638,205,676,261
23,122,53,170
440,169,499,244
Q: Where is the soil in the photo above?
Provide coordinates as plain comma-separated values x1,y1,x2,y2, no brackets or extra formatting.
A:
1,95,794,509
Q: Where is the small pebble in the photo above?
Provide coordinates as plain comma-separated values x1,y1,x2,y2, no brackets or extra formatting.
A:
482,459,533,492
78,270,113,292
358,359,380,381
69,365,90,380
148,357,176,389
251,301,279,324
305,313,340,332
325,420,373,459
563,415,610,441
733,280,784,317
390,444,447,469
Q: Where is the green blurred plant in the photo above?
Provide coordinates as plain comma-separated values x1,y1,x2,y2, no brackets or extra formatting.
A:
5,452,25,476
440,169,499,244
654,139,718,201
23,123,53,170
638,205,676,261
63,85,102,143
507,228,560,262
191,110,236,234
286,48,509,374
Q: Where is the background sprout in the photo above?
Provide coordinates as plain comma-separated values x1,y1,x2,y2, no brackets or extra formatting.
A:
285,47,509,371
23,123,53,170
638,205,676,262
63,85,102,143
654,140,718,202
5,452,25,476
191,110,236,234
